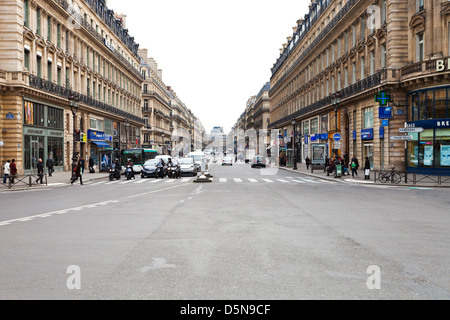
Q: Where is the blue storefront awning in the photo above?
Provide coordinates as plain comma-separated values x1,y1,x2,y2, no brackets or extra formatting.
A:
92,141,110,148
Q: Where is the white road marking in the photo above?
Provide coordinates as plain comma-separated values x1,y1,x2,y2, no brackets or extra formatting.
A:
91,181,107,186
248,178,258,183
220,178,227,183
180,178,191,183
292,180,305,184
165,179,176,183
234,178,243,183
149,180,160,183
119,180,135,184
277,179,289,183
262,179,274,183
135,179,148,184
105,181,119,185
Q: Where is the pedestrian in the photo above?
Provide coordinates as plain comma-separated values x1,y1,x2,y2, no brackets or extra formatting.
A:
3,160,10,184
326,158,336,176
89,156,95,173
324,155,329,172
343,152,349,167
305,156,311,170
36,158,44,184
46,157,54,177
80,158,85,175
341,157,350,176
350,155,359,178
364,157,371,180
10,159,17,184
70,158,83,185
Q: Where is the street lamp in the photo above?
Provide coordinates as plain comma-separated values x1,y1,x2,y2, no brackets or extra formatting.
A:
292,120,298,170
69,94,80,175
161,133,165,155
331,92,342,158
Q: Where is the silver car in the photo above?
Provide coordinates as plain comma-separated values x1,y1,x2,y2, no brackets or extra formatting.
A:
222,157,233,166
179,158,198,176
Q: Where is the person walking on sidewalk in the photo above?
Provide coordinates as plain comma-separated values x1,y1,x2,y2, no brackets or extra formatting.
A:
341,157,350,176
10,159,17,184
89,156,95,173
364,157,371,180
350,155,359,178
36,158,44,184
70,158,83,185
46,157,54,177
305,156,311,170
3,160,10,184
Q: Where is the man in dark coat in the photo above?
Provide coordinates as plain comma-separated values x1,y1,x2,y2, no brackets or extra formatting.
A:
71,159,83,185
36,158,44,184
46,157,54,177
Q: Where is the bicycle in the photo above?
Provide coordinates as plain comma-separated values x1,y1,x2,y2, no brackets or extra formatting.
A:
378,168,402,184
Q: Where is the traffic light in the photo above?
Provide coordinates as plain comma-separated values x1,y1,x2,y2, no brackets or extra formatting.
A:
75,130,81,142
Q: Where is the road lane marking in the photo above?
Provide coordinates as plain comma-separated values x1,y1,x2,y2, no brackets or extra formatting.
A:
234,178,243,183
262,179,273,183
277,179,289,183
105,181,119,185
248,178,258,183
135,179,148,184
220,178,227,183
165,180,176,183
292,180,305,184
91,181,107,186
119,180,135,184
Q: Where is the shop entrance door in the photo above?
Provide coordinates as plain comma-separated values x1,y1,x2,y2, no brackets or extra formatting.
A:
24,136,44,170
364,143,374,170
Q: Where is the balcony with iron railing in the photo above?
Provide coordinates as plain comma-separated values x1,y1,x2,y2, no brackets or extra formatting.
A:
269,70,385,129
400,56,450,79
29,74,144,125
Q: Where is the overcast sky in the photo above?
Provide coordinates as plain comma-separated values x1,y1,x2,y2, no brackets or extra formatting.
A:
107,0,309,134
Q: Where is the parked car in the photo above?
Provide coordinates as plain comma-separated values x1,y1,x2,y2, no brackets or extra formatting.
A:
141,159,160,178
222,157,233,166
179,157,198,176
251,155,266,168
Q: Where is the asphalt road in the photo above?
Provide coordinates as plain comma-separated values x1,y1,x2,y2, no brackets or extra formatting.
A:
0,156,449,300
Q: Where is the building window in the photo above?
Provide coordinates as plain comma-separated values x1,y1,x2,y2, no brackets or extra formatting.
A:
66,30,70,52
57,24,61,48
24,0,29,27
370,50,375,76
416,33,424,62
36,7,41,35
24,49,30,70
344,31,348,53
47,61,52,82
361,56,365,79
352,62,356,84
37,55,42,78
337,71,341,91
57,66,61,86
360,17,365,41
344,68,348,87
352,25,356,47
381,0,387,25
363,107,374,129
416,0,424,12
47,16,51,42
381,44,387,68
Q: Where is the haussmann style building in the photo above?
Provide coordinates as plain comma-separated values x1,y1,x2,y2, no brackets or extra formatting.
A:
269,0,450,174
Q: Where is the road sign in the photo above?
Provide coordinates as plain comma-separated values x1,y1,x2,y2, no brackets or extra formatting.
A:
333,133,342,142
334,142,342,150
390,136,413,141
399,127,424,133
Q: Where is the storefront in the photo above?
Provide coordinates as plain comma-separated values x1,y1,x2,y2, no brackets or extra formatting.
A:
87,129,111,171
23,100,64,174
406,86,450,173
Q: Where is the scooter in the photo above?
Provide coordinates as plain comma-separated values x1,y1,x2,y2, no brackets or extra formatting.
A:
125,165,135,180
155,164,165,179
109,166,121,181
167,165,180,179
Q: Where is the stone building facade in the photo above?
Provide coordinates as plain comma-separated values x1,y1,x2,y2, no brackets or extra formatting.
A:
0,0,143,174
269,0,450,174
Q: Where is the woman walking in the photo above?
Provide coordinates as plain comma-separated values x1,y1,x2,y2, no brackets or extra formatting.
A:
364,157,371,180
350,155,359,178
70,159,83,185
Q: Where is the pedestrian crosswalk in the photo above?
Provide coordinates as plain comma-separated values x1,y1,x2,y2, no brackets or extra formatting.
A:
80,176,338,187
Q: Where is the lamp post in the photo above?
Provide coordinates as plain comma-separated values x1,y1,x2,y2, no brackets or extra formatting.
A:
331,92,342,158
161,133,165,155
69,94,80,174
292,120,298,170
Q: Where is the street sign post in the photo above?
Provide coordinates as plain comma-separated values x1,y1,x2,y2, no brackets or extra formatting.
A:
390,136,413,141
399,127,424,133
333,133,342,142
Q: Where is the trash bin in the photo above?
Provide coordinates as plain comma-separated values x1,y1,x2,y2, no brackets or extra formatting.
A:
335,164,342,178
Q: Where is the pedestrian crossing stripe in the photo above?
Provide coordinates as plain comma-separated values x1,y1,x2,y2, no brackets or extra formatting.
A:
248,178,258,183
234,178,243,183
220,178,227,182
262,179,273,183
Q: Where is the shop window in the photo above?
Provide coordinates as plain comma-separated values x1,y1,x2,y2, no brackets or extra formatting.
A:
311,118,319,135
363,107,373,129
436,129,450,169
435,88,447,120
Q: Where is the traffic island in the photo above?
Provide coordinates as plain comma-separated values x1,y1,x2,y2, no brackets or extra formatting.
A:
193,173,212,183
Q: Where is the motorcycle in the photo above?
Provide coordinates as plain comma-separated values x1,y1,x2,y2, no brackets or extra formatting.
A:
125,165,135,180
109,166,121,181
155,164,165,179
167,165,180,179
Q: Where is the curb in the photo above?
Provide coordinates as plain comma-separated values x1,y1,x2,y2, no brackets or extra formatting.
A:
278,167,448,188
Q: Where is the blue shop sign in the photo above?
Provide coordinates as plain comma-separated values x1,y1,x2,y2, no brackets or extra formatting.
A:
361,128,374,140
87,130,106,141
379,107,392,119
353,130,357,141
304,136,309,145
320,133,329,140
310,135,318,142
407,120,450,129
380,127,385,139
382,120,389,127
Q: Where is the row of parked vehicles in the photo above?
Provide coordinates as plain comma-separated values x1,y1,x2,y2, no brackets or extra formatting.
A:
109,151,208,181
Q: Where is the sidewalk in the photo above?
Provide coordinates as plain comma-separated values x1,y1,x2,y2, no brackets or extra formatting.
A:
1,170,110,191
279,163,449,188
